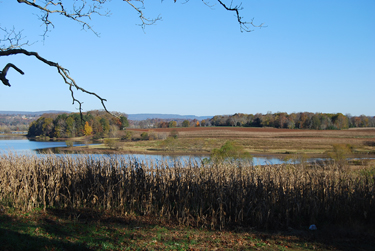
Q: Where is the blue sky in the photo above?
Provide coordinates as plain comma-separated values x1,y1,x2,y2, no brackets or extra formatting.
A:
1,0,374,116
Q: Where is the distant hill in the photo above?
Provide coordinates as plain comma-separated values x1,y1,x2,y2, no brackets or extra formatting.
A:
127,114,212,121
0,110,71,116
0,111,212,120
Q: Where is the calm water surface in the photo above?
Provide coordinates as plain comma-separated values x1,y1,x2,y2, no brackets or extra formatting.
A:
0,136,294,165
0,136,84,154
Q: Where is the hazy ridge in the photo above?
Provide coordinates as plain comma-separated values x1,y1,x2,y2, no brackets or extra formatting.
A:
127,114,212,121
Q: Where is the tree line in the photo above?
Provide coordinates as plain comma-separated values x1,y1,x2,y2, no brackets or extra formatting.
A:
207,112,375,130
27,111,374,137
27,110,128,139
130,112,374,130
129,118,200,129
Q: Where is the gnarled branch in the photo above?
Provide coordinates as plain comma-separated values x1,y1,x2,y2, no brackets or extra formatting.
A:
0,49,114,116
0,63,25,87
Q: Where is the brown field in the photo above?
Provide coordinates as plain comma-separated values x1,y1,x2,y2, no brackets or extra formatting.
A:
109,127,375,157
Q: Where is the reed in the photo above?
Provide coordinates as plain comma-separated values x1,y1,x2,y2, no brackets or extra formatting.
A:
0,153,374,230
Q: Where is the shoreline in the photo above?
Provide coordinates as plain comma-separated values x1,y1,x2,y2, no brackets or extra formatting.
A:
52,146,375,159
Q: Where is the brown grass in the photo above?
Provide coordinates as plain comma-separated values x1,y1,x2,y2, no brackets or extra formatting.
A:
120,127,375,156
1,153,374,231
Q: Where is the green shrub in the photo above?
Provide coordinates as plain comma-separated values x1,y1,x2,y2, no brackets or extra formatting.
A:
327,144,352,168
104,138,119,150
65,140,73,148
140,132,149,140
210,141,252,163
121,130,133,141
159,137,178,151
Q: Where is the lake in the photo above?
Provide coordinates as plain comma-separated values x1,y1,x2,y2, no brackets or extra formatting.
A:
0,136,300,165
0,136,85,153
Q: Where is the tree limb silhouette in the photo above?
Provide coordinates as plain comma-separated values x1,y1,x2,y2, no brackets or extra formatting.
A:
0,49,111,116
0,63,25,87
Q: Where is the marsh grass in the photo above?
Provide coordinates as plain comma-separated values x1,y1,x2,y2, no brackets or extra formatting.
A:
0,153,374,231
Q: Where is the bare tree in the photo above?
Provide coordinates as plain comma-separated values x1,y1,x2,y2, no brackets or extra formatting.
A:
1,0,263,115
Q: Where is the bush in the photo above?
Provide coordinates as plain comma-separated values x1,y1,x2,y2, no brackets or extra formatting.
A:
327,144,353,168
104,138,120,150
159,137,178,151
65,140,73,148
140,132,149,140
169,129,179,139
121,130,133,141
210,141,252,163
147,131,157,140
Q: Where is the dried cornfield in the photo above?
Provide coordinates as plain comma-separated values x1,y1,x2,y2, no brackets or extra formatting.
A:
0,153,374,230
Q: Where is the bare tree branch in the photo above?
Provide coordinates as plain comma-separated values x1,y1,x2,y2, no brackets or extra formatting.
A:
216,0,265,32
0,63,25,87
0,49,114,116
174,0,264,32
16,0,110,37
0,26,29,51
124,0,162,29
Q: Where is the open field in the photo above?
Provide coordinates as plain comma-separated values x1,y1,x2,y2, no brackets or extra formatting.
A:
70,127,375,157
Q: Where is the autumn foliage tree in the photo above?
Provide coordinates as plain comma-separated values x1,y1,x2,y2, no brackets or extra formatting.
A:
84,121,93,136
27,111,126,138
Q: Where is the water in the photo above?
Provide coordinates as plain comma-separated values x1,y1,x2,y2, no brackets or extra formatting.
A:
0,136,305,165
0,136,85,154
